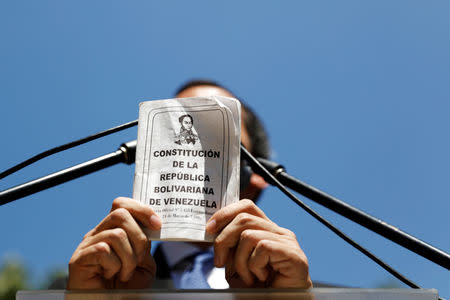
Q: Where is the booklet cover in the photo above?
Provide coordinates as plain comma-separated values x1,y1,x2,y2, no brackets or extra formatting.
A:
133,96,241,241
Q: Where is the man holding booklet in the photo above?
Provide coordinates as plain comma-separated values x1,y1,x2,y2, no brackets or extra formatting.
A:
66,80,312,290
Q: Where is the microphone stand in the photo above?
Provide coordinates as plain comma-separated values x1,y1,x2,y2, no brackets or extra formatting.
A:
244,155,450,270
0,141,136,206
0,141,448,271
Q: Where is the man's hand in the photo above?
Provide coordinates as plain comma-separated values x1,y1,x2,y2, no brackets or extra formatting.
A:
67,197,162,289
206,200,312,288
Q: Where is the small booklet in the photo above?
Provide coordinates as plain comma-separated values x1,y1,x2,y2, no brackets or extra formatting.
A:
133,96,241,241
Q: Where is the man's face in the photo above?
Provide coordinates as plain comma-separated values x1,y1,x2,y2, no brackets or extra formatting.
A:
176,85,251,151
176,84,266,201
181,117,193,130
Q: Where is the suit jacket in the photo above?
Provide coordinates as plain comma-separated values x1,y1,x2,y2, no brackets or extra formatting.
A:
152,243,175,289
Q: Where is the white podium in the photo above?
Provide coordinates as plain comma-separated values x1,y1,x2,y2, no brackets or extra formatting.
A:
17,288,439,300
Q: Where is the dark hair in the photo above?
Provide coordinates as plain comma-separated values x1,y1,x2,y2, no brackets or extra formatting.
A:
175,79,271,159
179,114,193,124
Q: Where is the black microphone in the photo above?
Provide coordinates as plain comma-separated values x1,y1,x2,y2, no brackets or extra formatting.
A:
0,140,137,206
242,152,450,271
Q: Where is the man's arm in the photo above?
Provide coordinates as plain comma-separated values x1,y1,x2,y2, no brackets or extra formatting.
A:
206,199,312,288
67,197,161,289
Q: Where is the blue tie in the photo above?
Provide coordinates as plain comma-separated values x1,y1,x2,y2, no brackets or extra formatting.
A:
178,251,214,289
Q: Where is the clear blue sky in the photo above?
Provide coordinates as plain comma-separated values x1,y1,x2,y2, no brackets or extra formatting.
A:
0,0,449,297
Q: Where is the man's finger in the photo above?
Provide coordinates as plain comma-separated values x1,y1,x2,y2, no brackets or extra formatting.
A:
87,208,150,264
206,199,268,234
68,242,121,288
213,213,283,267
248,239,311,288
234,230,287,285
83,228,138,282
111,197,161,230
248,239,278,282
